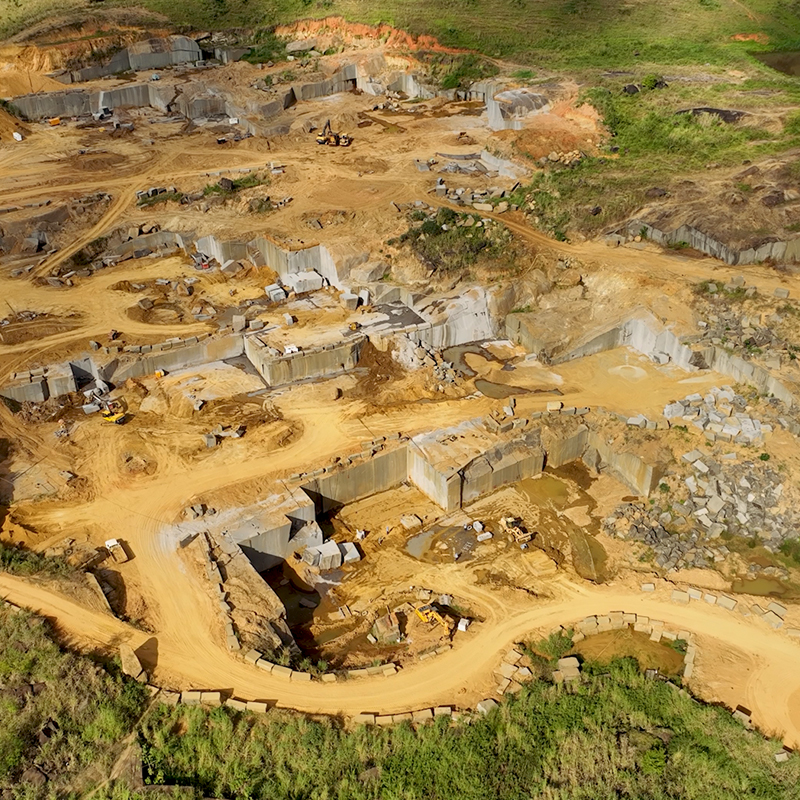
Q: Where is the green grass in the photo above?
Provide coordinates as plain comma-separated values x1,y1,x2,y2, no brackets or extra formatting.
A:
4,0,800,70
0,606,148,798
134,657,798,800
1,609,798,799
0,540,80,580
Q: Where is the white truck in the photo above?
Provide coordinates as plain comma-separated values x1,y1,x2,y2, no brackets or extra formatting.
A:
104,538,130,564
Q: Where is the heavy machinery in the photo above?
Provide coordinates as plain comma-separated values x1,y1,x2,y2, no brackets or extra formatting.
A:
315,120,351,147
101,398,128,425
414,603,454,634
502,516,532,544
104,538,130,564
348,321,362,331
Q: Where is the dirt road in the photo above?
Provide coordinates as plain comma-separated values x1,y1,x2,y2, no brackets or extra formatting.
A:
2,571,798,745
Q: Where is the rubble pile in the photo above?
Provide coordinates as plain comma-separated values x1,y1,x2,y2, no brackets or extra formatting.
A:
664,386,800,439
663,386,770,444
433,177,517,213
606,446,800,570
692,283,798,370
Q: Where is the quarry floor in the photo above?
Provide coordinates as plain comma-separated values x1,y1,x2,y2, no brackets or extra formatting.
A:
1,57,800,747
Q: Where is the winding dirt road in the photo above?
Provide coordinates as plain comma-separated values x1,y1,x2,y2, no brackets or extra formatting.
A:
2,571,799,746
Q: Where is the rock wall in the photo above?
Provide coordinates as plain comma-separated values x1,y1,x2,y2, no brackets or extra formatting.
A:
707,346,795,406
244,334,364,387
461,447,544,504
551,312,795,408
541,425,589,468
409,287,496,349
115,230,188,257
110,334,244,383
301,447,409,514
407,447,462,511
587,431,661,496
55,36,202,84
618,218,800,266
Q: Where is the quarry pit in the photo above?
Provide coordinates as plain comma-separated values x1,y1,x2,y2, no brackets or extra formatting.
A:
2,24,800,750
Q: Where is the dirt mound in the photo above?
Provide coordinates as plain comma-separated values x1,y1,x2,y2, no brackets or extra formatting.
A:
0,66,64,96
69,152,126,172
0,107,28,142
275,16,469,54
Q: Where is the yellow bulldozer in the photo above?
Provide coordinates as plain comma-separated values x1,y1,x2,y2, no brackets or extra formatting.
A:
315,120,351,147
414,603,454,634
101,398,128,425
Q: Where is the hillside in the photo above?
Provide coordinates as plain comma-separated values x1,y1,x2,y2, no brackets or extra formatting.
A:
2,604,798,800
2,0,800,68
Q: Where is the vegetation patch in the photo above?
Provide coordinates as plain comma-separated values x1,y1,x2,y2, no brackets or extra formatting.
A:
202,174,268,196
0,610,795,798
389,207,515,274
0,541,79,580
0,607,148,797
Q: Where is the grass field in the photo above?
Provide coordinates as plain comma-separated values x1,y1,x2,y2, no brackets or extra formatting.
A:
3,0,800,69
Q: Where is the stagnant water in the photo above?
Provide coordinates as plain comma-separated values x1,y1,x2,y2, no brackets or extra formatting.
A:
405,467,611,582
752,51,800,76
730,577,793,598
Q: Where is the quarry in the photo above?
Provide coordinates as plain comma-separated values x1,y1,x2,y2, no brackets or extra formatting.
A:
3,19,800,757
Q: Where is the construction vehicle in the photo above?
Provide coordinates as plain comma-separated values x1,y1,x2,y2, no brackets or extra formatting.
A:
104,538,130,564
414,603,454,634
101,398,128,425
348,321,362,331
315,120,351,147
502,516,532,544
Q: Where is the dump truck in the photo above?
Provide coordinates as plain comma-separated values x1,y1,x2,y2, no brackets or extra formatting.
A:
414,603,454,633
104,538,130,564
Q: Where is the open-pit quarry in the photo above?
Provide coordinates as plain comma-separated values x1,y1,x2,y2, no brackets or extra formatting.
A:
3,23,800,752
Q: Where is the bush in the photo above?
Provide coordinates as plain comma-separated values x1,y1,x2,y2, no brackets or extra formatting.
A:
242,30,286,64
779,538,800,564
391,208,511,273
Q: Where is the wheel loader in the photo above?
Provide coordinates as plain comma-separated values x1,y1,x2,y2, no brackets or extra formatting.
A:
315,120,351,147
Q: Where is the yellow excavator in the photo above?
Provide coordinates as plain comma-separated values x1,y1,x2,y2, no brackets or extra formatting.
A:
315,120,351,147
414,603,454,634
101,398,128,425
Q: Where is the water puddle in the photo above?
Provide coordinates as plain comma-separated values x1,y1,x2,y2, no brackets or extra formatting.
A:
752,51,800,76
474,379,531,399
443,342,503,377
730,577,790,597
571,629,685,676
406,523,477,563
570,529,609,583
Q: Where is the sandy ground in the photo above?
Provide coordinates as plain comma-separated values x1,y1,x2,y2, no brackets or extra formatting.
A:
1,51,800,747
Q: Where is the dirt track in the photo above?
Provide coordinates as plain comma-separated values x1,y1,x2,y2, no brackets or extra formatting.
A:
2,571,799,744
